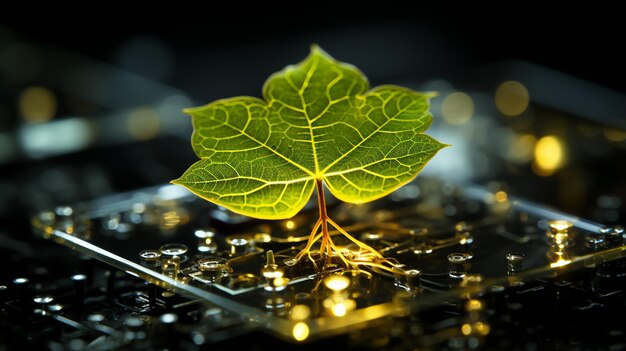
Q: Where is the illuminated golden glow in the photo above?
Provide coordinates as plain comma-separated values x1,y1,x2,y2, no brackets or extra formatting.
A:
495,81,529,116
324,297,356,317
552,233,569,244
533,136,564,176
466,299,483,312
604,128,626,142
290,305,311,321
462,322,490,336
127,107,160,140
19,86,57,123
253,232,272,243
550,258,571,268
494,191,508,203
549,220,572,233
262,269,284,279
331,301,347,316
292,322,309,341
441,92,474,125
273,277,289,288
474,322,490,336
508,134,536,163
323,275,351,292
285,220,296,230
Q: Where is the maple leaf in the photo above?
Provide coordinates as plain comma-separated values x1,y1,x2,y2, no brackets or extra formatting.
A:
173,45,446,221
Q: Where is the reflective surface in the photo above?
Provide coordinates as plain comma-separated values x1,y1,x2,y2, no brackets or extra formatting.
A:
33,178,625,340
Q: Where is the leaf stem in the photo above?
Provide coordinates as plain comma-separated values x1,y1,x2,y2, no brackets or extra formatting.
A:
316,179,332,260
294,179,402,275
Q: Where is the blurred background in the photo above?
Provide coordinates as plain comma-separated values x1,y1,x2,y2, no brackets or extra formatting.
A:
1,4,625,244
1,5,626,350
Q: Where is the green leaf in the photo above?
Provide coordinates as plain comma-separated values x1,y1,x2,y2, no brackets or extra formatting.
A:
173,45,447,219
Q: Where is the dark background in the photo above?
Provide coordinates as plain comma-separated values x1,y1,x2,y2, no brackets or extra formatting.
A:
4,5,624,95
1,4,625,218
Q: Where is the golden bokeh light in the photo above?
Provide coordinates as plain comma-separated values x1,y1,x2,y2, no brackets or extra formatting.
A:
441,92,474,125
494,191,508,203
461,322,490,336
533,136,564,176
127,107,160,140
474,322,490,336
324,297,356,317
461,323,472,336
466,299,483,312
508,134,536,163
323,275,351,292
285,220,296,230
272,277,289,288
495,81,529,116
331,301,348,317
290,305,311,321
292,322,310,341
18,86,57,123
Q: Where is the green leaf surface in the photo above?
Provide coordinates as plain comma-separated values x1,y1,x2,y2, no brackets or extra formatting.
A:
173,46,447,219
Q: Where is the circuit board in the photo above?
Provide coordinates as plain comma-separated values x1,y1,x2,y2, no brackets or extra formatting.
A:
27,177,626,348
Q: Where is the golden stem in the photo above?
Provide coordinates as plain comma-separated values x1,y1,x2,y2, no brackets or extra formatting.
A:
294,179,400,273
327,235,353,268
327,218,383,259
295,219,322,261
305,218,322,247
316,179,331,257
